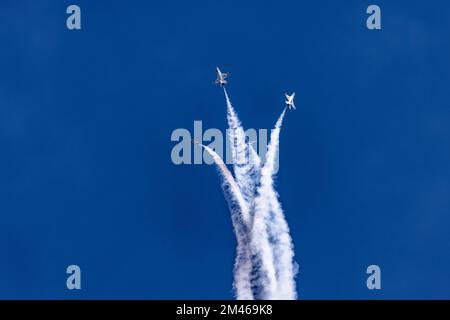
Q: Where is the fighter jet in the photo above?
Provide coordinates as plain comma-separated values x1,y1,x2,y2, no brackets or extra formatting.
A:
215,67,229,87
285,92,296,110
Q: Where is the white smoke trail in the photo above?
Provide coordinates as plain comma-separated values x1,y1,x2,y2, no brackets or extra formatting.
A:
224,89,282,299
224,88,258,207
247,142,261,203
203,88,297,300
249,143,261,169
250,200,278,299
201,145,254,300
249,109,289,299
262,108,297,299
268,190,297,299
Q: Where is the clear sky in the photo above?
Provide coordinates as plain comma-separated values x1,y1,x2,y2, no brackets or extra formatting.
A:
1,0,450,299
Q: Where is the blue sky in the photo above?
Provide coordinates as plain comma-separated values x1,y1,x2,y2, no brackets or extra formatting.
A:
1,0,450,299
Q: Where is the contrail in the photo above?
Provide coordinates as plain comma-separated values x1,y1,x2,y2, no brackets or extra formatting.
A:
201,144,250,225
200,85,298,300
247,142,261,202
250,109,288,299
201,144,254,300
246,110,297,299
268,190,297,299
262,108,298,299
224,88,258,207
223,89,278,299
